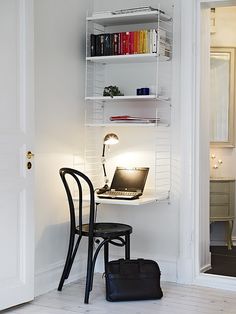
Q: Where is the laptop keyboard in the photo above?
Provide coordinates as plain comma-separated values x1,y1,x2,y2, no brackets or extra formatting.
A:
104,191,138,196
97,190,141,199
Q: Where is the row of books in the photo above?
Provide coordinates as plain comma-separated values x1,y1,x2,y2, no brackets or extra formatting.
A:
90,29,170,57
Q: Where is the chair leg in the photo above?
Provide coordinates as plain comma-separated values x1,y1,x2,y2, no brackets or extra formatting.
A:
89,239,109,291
104,241,109,273
84,237,94,304
58,232,75,291
125,234,130,259
65,235,82,279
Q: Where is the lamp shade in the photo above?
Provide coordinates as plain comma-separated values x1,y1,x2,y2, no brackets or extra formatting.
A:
103,133,119,145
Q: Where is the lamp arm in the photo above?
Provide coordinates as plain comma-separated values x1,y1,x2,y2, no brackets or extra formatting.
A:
101,144,108,185
102,143,106,158
97,144,109,194
102,144,107,180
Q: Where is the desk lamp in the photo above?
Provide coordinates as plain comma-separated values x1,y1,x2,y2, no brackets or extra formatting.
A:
97,133,119,194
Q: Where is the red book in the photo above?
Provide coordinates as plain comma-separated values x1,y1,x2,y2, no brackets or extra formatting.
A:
125,32,130,54
110,115,130,120
110,115,160,123
121,32,126,55
118,33,121,55
129,32,134,54
134,31,138,54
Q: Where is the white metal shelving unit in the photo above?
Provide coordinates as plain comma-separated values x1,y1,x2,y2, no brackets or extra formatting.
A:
83,7,173,201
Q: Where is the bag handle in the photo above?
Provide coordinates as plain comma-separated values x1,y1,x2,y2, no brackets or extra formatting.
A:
118,258,144,274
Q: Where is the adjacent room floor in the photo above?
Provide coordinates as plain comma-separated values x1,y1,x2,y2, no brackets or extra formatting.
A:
205,246,236,277
3,274,236,314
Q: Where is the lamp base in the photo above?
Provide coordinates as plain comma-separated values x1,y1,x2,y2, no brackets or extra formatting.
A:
96,184,109,194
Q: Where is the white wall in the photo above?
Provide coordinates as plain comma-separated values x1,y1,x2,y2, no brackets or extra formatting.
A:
210,6,236,244
34,0,181,296
34,0,91,295
92,0,180,282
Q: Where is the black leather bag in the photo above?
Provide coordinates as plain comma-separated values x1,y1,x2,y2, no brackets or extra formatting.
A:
105,258,163,302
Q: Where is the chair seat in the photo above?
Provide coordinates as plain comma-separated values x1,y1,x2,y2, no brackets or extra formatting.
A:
77,222,132,238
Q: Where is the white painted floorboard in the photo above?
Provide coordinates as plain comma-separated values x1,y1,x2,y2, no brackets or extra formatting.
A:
3,274,236,314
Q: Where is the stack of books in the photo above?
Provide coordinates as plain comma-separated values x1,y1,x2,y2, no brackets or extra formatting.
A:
91,6,165,16
110,115,160,123
112,6,165,15
90,29,170,57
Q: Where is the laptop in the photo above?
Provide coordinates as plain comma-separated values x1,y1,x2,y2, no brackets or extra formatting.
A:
97,167,149,200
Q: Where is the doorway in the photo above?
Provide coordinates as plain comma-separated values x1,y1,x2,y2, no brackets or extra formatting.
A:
205,6,236,277
197,0,236,286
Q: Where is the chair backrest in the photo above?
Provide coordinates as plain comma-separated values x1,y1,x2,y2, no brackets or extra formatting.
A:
59,168,95,237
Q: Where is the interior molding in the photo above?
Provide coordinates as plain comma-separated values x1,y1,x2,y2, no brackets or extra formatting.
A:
35,257,87,297
177,0,196,284
200,263,212,273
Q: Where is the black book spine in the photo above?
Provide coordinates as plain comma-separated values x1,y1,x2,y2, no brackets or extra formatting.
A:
118,33,121,55
104,33,110,56
113,33,118,55
95,35,101,56
90,34,96,57
110,33,114,55
100,34,104,56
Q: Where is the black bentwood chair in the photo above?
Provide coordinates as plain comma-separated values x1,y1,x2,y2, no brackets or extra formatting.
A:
58,168,132,303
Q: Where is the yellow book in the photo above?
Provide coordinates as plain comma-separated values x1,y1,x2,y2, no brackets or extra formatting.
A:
139,30,143,54
134,31,138,54
143,30,146,53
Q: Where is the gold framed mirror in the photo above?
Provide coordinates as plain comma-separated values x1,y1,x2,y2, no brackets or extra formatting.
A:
210,47,235,147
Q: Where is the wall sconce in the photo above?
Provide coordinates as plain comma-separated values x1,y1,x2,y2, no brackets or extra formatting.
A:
210,153,223,176
97,133,119,194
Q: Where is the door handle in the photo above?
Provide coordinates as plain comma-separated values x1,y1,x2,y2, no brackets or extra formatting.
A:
26,151,35,159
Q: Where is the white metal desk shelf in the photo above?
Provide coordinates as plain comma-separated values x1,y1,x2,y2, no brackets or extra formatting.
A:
78,192,169,206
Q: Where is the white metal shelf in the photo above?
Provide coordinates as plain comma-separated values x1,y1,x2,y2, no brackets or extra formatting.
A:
83,6,173,200
85,123,169,127
85,95,171,102
86,53,170,64
87,11,172,26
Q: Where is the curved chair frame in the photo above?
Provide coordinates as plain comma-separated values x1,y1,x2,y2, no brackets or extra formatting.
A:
58,168,132,303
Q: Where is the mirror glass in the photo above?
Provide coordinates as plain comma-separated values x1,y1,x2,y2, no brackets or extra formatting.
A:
210,48,235,147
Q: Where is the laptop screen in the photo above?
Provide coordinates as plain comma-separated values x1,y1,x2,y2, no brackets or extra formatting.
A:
110,167,149,192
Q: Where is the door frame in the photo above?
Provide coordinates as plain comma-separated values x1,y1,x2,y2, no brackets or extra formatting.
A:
179,0,236,290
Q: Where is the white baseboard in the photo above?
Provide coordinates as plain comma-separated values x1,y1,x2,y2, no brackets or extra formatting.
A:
210,240,228,246
194,272,236,292
35,253,178,297
211,237,236,247
35,257,87,297
232,237,236,246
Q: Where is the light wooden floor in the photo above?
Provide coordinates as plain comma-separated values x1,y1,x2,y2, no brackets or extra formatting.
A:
4,274,236,314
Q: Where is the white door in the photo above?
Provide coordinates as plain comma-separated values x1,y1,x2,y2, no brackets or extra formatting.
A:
0,0,34,310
